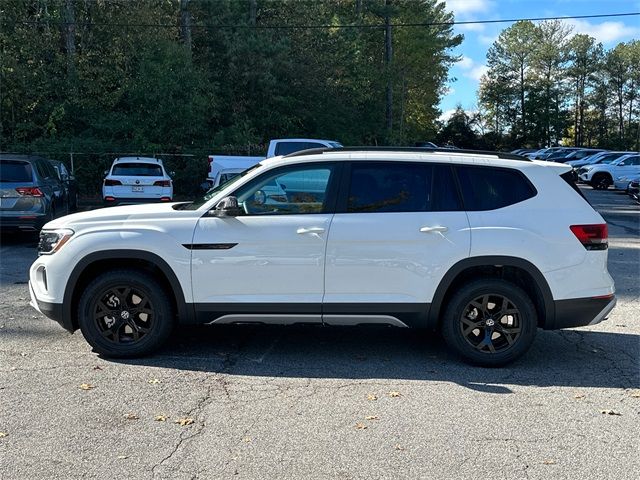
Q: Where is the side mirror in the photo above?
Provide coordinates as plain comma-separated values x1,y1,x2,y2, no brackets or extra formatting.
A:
211,196,244,217
103,170,108,176
169,171,176,177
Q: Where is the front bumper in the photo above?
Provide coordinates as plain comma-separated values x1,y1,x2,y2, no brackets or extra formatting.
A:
551,295,616,329
29,281,72,332
103,197,172,206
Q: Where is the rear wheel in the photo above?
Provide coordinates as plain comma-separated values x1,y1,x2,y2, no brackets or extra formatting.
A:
441,279,537,367
591,173,611,190
77,269,174,357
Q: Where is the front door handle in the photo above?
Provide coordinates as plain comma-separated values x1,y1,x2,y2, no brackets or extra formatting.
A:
297,227,325,235
420,225,448,233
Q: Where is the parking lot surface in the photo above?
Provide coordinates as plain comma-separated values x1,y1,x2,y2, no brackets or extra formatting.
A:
1,187,638,479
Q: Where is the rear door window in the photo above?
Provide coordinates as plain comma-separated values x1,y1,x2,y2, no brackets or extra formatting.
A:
345,162,461,213
455,165,537,211
0,160,34,183
112,163,164,176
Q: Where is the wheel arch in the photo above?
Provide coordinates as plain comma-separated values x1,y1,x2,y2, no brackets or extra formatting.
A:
428,256,554,330
64,250,193,331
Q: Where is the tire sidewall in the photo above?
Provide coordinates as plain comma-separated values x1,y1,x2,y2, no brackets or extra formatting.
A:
442,279,537,367
78,270,174,357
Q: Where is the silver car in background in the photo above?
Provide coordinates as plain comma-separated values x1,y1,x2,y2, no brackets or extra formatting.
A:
0,154,68,232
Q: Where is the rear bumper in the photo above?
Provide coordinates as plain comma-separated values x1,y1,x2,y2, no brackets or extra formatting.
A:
0,214,48,231
103,197,172,206
29,281,73,332
550,296,616,329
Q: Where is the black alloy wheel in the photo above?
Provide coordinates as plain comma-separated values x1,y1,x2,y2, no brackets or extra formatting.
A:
592,173,610,190
459,294,521,354
78,269,174,357
442,279,537,367
93,286,154,344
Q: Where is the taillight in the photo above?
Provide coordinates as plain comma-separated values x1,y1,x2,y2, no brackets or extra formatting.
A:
16,187,44,197
104,179,122,186
570,224,608,250
153,180,171,187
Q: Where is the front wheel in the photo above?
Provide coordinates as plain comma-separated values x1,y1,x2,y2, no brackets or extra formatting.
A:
441,279,537,367
77,269,174,357
591,173,611,190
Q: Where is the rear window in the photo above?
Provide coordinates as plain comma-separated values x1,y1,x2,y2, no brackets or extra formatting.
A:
112,163,163,176
0,160,33,182
275,142,326,156
455,165,536,211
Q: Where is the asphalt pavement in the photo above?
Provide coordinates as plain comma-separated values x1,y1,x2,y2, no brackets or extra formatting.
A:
0,187,638,479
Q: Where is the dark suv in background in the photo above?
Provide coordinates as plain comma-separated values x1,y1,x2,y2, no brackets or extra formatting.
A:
0,154,69,232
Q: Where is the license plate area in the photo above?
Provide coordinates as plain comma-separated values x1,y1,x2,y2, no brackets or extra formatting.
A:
132,186,144,192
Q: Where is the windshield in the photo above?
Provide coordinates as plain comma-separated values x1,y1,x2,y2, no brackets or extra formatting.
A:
178,164,261,210
112,163,163,176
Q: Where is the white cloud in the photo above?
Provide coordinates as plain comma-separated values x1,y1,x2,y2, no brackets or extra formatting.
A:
469,64,489,81
440,0,494,16
439,109,457,122
565,19,640,44
479,33,498,46
458,56,474,69
455,56,488,82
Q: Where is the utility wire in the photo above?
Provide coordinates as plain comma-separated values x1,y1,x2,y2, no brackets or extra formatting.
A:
4,12,639,30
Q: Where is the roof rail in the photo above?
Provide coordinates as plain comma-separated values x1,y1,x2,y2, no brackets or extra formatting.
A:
284,146,531,161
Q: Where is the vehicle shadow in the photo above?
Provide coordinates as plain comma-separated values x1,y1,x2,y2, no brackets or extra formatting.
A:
112,325,639,393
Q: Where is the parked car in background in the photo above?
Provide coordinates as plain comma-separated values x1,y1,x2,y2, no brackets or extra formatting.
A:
103,157,173,206
49,159,79,211
575,152,638,180
579,154,640,190
566,150,612,168
559,148,606,163
206,139,342,189
543,147,581,162
511,148,537,156
627,177,640,203
0,154,68,231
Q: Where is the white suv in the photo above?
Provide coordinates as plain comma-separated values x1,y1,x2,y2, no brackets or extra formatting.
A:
30,148,615,366
103,157,173,205
579,153,640,190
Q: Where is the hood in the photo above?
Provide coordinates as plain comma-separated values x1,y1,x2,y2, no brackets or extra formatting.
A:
43,202,188,230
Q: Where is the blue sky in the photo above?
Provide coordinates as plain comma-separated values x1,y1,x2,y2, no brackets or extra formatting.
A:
438,0,640,120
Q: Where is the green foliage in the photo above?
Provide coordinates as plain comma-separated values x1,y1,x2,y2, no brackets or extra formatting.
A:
0,0,462,197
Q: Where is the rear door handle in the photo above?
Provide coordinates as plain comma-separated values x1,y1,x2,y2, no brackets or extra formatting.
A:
420,226,448,233
297,227,325,234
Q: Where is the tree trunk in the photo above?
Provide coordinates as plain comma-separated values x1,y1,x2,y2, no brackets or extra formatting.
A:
63,0,76,78
179,0,192,55
249,0,257,26
573,81,579,146
384,1,393,138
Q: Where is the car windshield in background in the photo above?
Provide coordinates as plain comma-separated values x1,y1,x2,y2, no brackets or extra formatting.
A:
0,160,33,182
112,163,163,176
178,164,261,210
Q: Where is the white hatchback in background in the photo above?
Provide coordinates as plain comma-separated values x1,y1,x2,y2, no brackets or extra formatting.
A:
103,157,173,206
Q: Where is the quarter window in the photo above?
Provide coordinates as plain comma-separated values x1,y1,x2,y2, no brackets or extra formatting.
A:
346,162,461,213
455,165,536,211
234,164,336,215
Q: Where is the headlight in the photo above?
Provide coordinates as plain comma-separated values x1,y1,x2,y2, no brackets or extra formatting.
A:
38,229,74,255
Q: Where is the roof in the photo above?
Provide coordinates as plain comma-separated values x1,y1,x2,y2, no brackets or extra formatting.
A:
284,146,530,161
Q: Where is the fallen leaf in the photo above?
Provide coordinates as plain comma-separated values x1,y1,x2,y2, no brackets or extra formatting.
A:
394,444,405,451
600,409,622,416
615,324,627,328
92,365,103,371
124,413,139,420
155,415,168,422
79,383,95,390
354,422,368,430
629,391,640,398
388,391,401,398
574,393,585,399
243,437,252,443
364,415,379,421
543,459,557,465
20,352,27,357
0,432,7,438
367,394,378,401
116,455,128,460
174,417,194,426
148,378,160,384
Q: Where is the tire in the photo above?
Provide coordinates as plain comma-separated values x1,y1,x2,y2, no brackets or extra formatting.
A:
441,279,537,367
591,173,611,190
77,269,174,357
